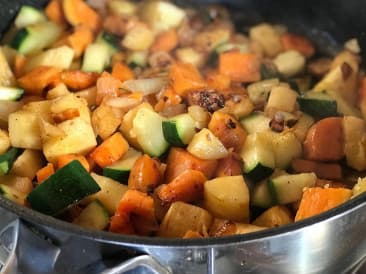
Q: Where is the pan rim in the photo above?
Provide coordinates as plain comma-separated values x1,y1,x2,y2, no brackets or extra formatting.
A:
0,192,365,248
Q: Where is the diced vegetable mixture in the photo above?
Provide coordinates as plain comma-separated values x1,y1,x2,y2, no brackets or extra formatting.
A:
0,0,365,238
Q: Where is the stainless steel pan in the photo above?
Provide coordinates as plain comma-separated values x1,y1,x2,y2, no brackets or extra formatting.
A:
0,1,365,273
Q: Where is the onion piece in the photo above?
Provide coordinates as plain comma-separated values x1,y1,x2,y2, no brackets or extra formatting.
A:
121,77,168,95
105,96,141,111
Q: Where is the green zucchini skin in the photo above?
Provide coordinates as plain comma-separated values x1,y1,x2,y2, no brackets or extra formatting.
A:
162,120,185,147
27,160,101,215
245,163,274,182
297,96,338,118
102,168,130,184
10,28,29,50
0,148,23,175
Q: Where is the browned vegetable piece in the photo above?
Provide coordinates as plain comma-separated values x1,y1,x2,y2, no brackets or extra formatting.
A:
18,66,62,95
291,159,342,180
215,152,243,177
208,111,247,152
128,154,163,193
156,169,206,206
164,147,218,182
252,205,293,228
303,117,344,161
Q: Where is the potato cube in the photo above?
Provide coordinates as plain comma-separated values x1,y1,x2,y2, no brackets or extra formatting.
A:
204,175,250,222
23,100,53,123
8,110,42,149
43,117,97,163
50,93,91,124
158,201,213,238
10,149,44,179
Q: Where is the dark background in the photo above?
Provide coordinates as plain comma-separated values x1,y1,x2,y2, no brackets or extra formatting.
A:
0,0,365,60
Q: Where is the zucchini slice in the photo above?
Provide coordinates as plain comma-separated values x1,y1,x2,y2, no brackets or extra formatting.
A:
241,133,275,181
102,148,142,183
297,91,338,118
24,46,75,72
268,172,316,204
14,5,47,28
73,200,109,230
247,78,279,105
96,31,119,56
0,147,23,175
11,21,62,55
251,179,274,208
240,112,271,134
27,160,101,215
0,87,24,101
132,107,170,157
81,42,111,73
162,113,196,147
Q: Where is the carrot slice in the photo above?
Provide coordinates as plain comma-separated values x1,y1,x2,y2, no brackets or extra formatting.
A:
63,0,102,32
52,108,80,123
36,163,55,183
111,62,135,83
18,66,62,95
61,70,99,90
295,187,352,221
219,51,260,83
291,159,342,180
109,189,157,235
169,62,206,96
164,148,218,182
67,26,94,58
281,33,315,58
128,154,163,193
45,0,67,26
150,29,179,53
206,70,231,91
90,132,129,168
57,154,90,171
13,54,27,78
303,117,344,161
156,169,207,206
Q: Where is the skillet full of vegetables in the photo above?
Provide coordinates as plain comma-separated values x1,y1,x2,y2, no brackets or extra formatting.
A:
0,0,365,240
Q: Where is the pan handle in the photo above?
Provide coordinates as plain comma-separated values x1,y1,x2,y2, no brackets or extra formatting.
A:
100,254,172,274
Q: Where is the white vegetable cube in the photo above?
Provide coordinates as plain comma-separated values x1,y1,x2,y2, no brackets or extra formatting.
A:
175,47,206,68
343,116,366,171
158,201,213,238
0,129,10,154
50,93,91,124
265,86,297,113
204,175,250,222
122,24,155,51
187,128,228,160
23,100,52,122
43,117,97,163
273,50,305,77
24,46,75,73
10,149,44,179
139,1,186,33
270,131,302,169
8,110,42,150
249,23,283,57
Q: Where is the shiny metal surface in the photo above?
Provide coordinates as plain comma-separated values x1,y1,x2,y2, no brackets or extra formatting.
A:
0,196,365,274
0,0,366,273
